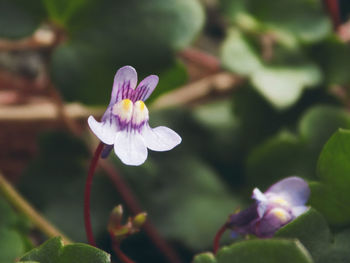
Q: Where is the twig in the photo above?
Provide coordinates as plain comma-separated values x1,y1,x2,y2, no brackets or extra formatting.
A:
0,24,65,52
0,172,72,244
178,47,221,73
151,72,241,110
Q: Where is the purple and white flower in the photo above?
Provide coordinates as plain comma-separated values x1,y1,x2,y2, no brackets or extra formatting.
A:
228,176,310,238
88,66,182,166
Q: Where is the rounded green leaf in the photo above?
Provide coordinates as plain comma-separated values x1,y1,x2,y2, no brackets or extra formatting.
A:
20,237,63,263
57,243,110,263
216,239,313,263
251,65,321,109
317,129,350,198
0,228,26,262
275,208,331,261
221,29,262,76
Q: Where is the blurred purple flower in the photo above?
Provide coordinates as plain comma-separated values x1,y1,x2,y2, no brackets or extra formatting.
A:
88,66,181,166
228,176,310,238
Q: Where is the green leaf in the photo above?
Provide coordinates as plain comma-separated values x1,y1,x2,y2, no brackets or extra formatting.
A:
275,208,331,262
57,243,110,263
221,29,262,76
0,228,26,263
192,252,217,263
311,37,350,86
221,28,322,109
216,239,313,263
251,65,321,109
0,196,18,228
20,237,62,263
20,237,111,263
317,129,350,200
249,0,331,43
309,129,350,225
299,105,350,150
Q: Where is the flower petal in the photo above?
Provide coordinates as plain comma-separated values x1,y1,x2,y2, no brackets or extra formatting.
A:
265,176,310,206
142,125,181,151
291,206,309,217
110,66,138,105
88,116,117,145
114,131,147,166
252,188,268,218
133,75,159,102
255,208,292,237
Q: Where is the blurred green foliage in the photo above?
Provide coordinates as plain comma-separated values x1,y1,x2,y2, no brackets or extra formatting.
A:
2,0,350,262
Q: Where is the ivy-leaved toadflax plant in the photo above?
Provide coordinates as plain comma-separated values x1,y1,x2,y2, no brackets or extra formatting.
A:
88,65,182,166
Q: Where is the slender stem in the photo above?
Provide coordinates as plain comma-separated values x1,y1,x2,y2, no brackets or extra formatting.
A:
99,160,183,263
112,241,136,263
0,172,72,244
84,142,104,246
213,223,228,254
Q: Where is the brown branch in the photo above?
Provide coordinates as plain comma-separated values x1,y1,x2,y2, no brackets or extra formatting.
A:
151,72,242,110
0,24,66,52
178,47,221,74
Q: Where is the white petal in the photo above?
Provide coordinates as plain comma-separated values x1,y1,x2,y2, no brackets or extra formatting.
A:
252,188,268,218
142,125,181,152
88,116,116,145
114,131,147,166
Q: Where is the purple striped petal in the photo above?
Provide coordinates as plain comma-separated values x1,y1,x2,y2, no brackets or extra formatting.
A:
133,75,159,102
109,66,138,105
265,176,310,206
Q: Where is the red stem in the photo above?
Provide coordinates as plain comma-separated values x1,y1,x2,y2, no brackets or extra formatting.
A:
213,223,228,255
112,242,136,263
84,142,104,246
324,0,341,29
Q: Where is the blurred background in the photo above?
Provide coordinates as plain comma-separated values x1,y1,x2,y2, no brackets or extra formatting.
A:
1,0,350,262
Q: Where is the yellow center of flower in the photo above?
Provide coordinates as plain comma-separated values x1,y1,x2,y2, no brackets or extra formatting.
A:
132,100,149,125
122,99,132,111
271,196,289,207
112,99,133,122
138,100,145,111
270,208,290,223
